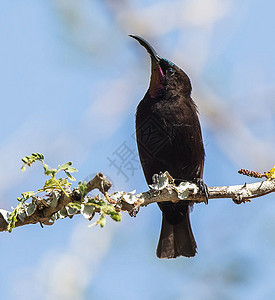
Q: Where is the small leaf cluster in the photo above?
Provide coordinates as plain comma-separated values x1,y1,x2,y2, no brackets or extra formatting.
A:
7,190,41,232
70,194,121,227
7,205,20,233
7,153,122,232
47,180,122,227
7,154,78,232
21,153,44,171
43,161,77,181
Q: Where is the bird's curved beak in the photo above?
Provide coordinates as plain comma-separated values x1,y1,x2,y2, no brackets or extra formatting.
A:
129,35,165,97
129,35,160,62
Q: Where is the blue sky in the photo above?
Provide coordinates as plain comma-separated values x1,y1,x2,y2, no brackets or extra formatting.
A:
0,1,274,299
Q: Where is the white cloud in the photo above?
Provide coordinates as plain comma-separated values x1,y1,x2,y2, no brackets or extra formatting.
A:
182,0,231,27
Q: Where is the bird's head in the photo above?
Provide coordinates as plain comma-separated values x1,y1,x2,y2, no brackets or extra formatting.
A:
129,35,192,98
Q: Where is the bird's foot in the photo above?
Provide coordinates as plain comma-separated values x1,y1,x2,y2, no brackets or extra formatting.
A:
196,178,209,204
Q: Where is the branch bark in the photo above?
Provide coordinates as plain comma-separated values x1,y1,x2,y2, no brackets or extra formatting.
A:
0,174,274,232
135,179,275,207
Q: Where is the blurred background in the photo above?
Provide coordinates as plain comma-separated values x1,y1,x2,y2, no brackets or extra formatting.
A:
0,0,274,299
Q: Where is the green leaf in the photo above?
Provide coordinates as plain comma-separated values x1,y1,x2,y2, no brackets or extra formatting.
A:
21,157,29,163
21,191,35,200
44,178,57,189
32,153,44,160
65,166,78,173
59,162,77,175
43,163,51,175
99,216,106,228
21,153,45,171
58,178,69,186
59,162,72,170
43,178,70,192
7,208,19,233
78,181,87,197
109,211,121,222
65,171,76,181
50,169,58,177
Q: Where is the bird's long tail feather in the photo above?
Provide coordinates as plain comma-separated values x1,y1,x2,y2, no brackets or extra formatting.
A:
157,205,197,258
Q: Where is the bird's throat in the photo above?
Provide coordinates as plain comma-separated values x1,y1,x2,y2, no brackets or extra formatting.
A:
148,61,165,98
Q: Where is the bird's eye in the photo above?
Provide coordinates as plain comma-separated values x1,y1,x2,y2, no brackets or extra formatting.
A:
166,67,175,76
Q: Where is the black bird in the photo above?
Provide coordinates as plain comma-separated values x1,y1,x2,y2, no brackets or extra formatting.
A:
130,35,206,258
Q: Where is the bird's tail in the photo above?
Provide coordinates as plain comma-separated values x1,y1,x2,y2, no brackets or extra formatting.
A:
156,204,197,258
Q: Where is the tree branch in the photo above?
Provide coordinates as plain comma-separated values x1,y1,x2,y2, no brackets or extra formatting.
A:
135,179,275,207
0,173,112,232
0,173,274,232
